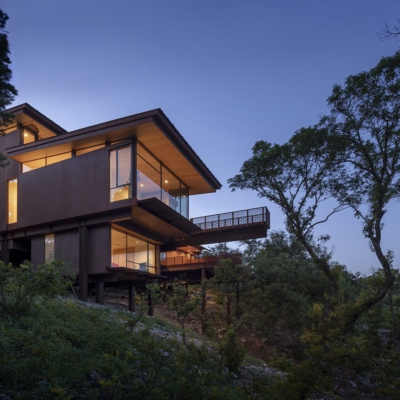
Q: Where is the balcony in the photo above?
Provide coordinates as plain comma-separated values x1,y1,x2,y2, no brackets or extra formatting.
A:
160,253,243,273
190,207,270,231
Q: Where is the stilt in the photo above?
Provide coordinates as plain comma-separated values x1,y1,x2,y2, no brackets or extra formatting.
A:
95,281,104,305
148,289,154,316
201,266,207,334
78,222,88,301
128,286,136,312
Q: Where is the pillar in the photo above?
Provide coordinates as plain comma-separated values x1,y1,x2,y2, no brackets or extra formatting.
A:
128,286,136,312
95,281,104,305
201,266,207,334
78,221,88,301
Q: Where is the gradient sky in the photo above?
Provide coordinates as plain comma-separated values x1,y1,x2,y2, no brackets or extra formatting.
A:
2,0,399,274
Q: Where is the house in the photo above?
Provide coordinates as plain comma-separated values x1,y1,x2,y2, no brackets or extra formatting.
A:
0,104,270,307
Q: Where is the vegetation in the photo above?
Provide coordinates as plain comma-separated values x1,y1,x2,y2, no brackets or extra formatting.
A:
0,9,17,167
227,51,400,398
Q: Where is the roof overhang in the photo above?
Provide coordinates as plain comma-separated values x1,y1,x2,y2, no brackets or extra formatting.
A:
5,106,221,195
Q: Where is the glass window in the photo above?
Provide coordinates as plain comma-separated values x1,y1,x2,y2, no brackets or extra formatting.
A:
22,152,72,173
110,146,132,202
161,166,180,213
23,130,35,144
22,158,46,173
180,184,189,219
111,229,127,268
47,152,72,165
7,179,17,224
136,141,189,218
76,144,105,156
45,234,55,263
110,228,156,274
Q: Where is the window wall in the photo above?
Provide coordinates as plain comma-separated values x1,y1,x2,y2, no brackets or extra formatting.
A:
111,228,156,274
7,179,17,224
136,142,189,218
110,146,132,202
45,234,55,263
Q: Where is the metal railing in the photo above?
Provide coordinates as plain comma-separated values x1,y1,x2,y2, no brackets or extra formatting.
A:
160,253,242,267
190,206,269,231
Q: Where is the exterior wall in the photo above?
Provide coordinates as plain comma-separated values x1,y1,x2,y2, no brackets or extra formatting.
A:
17,147,110,227
0,130,22,232
88,224,111,275
31,236,45,266
55,230,79,274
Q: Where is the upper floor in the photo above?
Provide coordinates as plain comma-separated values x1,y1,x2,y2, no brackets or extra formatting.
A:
0,104,222,232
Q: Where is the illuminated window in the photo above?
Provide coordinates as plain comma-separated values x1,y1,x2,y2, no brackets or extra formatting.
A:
76,144,105,156
7,179,17,224
136,142,189,218
110,146,131,202
22,152,72,173
45,234,55,263
111,229,156,274
23,130,35,144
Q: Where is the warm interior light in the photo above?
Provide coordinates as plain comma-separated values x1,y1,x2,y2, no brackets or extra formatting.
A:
24,133,28,137
164,180,168,183
140,184,144,187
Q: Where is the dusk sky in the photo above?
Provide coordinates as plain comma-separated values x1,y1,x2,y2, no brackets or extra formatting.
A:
2,0,399,275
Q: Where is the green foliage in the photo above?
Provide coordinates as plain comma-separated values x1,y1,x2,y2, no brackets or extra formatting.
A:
0,261,72,317
0,9,18,166
167,280,201,349
0,299,257,399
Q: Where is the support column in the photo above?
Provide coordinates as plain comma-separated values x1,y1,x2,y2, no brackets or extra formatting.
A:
201,266,207,335
1,235,9,264
95,281,104,305
147,289,154,316
78,221,88,301
128,286,136,312
155,244,160,275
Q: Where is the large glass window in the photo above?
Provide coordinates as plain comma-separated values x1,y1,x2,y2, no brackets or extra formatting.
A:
45,234,55,263
111,229,156,274
136,142,189,218
137,144,161,201
110,146,132,202
7,179,17,224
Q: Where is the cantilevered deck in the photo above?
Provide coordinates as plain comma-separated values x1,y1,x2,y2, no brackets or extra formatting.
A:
161,254,242,271
191,207,269,231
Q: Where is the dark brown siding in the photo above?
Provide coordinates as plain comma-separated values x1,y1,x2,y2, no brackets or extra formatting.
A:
0,131,22,232
55,230,79,274
31,236,45,266
88,224,111,274
18,147,110,227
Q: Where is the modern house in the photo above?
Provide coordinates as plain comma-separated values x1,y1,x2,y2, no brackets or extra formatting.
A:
0,104,270,307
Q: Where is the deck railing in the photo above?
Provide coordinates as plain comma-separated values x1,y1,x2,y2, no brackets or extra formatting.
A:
161,253,242,267
190,206,269,231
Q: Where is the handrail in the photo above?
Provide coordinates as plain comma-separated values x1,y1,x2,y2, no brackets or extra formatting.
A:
190,206,270,231
160,253,242,267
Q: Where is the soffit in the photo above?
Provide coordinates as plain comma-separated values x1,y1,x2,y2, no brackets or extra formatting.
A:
6,112,220,195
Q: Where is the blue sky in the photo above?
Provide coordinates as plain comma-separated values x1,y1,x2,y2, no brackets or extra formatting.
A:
2,0,399,274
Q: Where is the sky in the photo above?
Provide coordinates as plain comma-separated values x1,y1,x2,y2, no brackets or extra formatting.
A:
2,0,399,275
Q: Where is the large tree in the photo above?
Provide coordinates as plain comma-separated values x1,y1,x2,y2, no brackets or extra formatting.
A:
229,51,400,400
229,52,400,326
0,9,18,167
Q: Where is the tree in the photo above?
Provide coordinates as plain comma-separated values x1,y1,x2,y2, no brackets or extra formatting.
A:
0,9,18,167
228,126,346,296
321,51,400,325
229,52,400,398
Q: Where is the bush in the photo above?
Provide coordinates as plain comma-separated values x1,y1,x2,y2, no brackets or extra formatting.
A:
0,260,72,317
